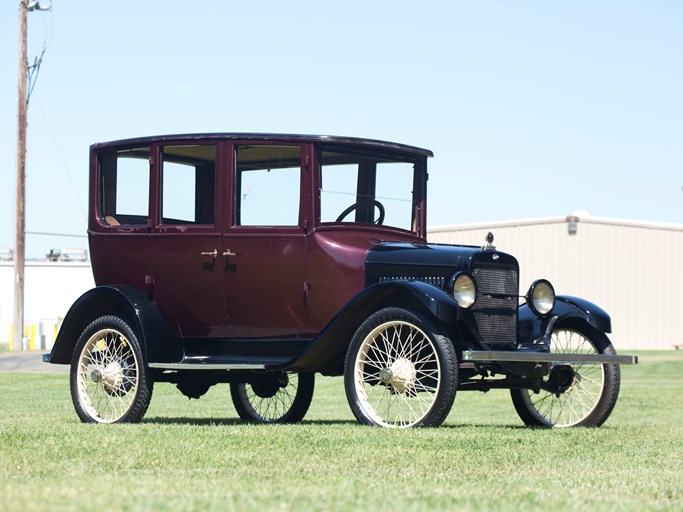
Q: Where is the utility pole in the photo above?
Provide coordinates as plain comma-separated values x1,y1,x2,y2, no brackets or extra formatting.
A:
13,0,50,351
13,0,28,351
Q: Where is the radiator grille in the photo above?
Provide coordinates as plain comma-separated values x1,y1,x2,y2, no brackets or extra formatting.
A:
472,265,518,344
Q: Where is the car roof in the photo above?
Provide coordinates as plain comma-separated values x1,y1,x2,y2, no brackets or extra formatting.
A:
90,133,434,158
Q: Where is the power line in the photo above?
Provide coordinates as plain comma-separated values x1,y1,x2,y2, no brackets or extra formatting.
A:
26,231,87,238
34,97,88,219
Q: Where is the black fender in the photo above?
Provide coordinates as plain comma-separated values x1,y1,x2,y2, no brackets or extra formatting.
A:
44,285,183,365
519,294,612,343
287,280,461,373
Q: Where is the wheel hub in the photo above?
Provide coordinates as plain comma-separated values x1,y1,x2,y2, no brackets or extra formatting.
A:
91,362,124,391
379,358,416,394
546,364,577,395
90,368,103,383
251,376,286,399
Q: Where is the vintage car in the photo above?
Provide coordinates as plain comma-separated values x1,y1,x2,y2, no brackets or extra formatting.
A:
44,133,637,427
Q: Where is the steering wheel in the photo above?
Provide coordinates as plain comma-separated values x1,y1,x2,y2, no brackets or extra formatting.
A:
335,200,385,225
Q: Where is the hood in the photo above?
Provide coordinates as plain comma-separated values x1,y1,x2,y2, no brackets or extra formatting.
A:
365,242,519,288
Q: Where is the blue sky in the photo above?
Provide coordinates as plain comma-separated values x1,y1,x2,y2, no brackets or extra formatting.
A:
1,1,681,258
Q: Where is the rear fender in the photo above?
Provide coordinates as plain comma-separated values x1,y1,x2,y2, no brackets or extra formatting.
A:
45,285,182,365
288,281,461,373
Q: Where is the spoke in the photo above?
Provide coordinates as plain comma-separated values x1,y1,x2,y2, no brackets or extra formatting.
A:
534,393,555,421
402,329,422,361
578,373,602,387
413,351,437,368
394,324,408,359
360,372,380,383
367,338,393,366
414,368,438,381
412,381,438,394
571,380,601,406
380,328,395,361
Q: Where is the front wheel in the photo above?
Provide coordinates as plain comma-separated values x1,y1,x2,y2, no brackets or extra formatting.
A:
230,372,315,423
344,307,458,428
70,315,153,423
510,326,621,427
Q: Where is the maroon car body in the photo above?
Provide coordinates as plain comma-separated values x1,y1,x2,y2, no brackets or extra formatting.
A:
45,133,636,428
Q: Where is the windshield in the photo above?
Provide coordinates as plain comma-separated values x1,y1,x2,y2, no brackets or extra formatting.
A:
319,149,420,233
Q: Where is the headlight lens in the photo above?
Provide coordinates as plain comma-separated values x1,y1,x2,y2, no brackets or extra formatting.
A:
527,279,555,316
452,273,476,309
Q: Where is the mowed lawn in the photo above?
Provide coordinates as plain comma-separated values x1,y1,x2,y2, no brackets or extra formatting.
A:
1,351,681,511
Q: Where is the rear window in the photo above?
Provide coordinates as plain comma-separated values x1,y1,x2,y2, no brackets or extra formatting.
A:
98,147,151,226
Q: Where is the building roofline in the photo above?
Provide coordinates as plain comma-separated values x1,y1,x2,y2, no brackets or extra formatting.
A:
0,260,91,268
428,214,683,233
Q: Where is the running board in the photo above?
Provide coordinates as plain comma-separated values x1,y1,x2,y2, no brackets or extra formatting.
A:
461,351,638,365
149,362,265,371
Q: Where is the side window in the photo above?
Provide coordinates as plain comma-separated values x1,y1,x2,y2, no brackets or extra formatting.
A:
161,145,216,225
99,147,151,226
236,145,301,226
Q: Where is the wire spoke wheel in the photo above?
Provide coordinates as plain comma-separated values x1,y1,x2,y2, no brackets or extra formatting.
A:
70,316,152,423
511,327,621,428
345,308,457,428
231,372,314,424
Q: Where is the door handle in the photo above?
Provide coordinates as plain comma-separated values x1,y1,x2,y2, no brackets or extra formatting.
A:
223,250,237,257
200,249,218,259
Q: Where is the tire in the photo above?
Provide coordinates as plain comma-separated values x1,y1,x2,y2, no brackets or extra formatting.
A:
70,315,153,423
344,307,458,428
510,326,621,428
230,372,315,423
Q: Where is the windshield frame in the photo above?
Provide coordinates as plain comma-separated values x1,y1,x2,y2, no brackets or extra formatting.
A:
313,143,428,238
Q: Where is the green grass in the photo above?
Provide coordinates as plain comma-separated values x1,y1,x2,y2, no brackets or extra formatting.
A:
1,351,681,511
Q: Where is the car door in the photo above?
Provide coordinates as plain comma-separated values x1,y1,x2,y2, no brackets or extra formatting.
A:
147,142,228,337
220,143,308,339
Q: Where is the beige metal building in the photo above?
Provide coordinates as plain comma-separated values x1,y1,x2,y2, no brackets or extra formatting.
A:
2,215,680,351
0,260,94,350
428,214,683,350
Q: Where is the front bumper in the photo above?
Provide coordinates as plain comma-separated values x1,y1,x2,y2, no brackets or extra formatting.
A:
462,350,638,365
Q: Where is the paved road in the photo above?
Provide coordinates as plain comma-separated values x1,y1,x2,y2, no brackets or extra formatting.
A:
0,351,68,372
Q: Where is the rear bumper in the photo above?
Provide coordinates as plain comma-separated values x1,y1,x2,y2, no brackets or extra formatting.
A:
462,350,638,365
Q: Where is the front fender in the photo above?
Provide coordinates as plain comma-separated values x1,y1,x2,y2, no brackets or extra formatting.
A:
519,295,612,343
45,285,183,365
288,280,461,373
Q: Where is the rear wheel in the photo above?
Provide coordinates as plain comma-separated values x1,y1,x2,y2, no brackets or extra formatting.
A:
70,315,153,423
510,326,621,427
344,307,458,428
230,372,315,423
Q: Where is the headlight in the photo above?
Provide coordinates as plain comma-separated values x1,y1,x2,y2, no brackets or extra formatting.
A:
452,272,476,309
527,279,555,316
